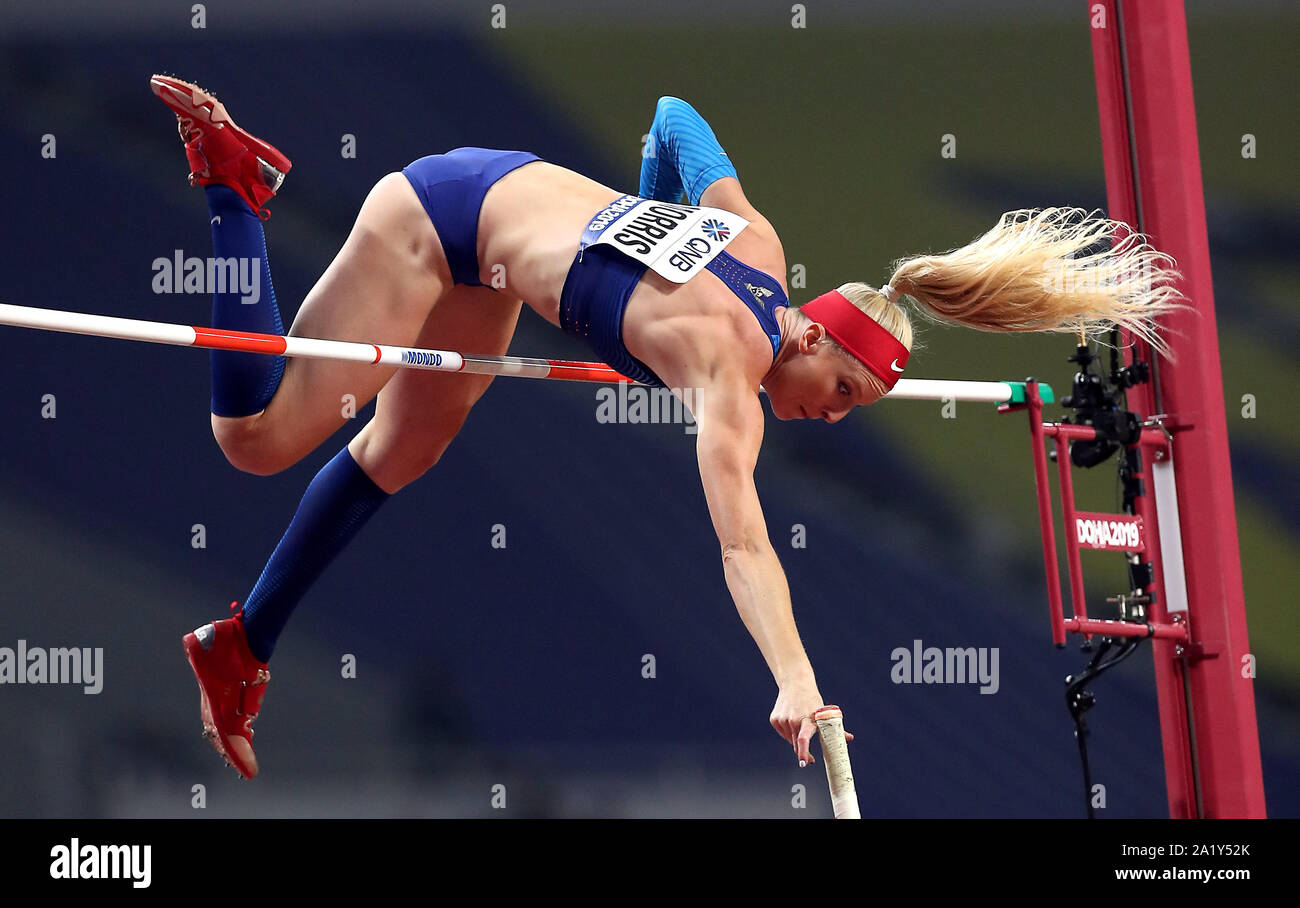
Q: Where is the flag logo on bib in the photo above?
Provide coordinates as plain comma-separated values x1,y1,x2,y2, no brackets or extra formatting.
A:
701,218,731,241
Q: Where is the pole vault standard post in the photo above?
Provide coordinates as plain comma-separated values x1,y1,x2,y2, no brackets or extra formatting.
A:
0,302,1053,404
1090,0,1265,817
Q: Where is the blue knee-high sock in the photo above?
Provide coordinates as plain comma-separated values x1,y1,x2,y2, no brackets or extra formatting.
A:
240,446,390,663
639,96,739,205
204,184,286,417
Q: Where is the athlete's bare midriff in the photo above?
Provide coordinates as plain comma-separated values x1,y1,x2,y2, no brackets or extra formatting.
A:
476,160,788,391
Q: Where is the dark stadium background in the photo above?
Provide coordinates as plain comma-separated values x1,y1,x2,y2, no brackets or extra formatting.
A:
0,0,1295,817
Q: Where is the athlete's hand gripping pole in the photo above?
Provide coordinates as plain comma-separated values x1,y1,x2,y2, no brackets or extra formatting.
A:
813,705,861,819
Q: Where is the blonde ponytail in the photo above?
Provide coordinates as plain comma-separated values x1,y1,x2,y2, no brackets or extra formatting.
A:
885,207,1187,355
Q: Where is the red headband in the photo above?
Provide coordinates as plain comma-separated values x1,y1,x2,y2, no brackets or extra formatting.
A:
800,290,910,389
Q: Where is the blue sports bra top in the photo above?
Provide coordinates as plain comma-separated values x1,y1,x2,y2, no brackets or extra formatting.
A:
558,241,788,388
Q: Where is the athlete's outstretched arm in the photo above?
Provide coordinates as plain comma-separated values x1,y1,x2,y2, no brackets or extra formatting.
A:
692,379,826,766
639,96,738,204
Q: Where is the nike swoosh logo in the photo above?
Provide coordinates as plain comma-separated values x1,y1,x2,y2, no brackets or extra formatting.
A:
211,216,221,225
890,359,905,373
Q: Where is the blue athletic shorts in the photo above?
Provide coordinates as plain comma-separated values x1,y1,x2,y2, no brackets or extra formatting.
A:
401,148,540,286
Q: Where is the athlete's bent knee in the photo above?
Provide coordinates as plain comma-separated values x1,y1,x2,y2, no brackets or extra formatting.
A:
211,413,298,476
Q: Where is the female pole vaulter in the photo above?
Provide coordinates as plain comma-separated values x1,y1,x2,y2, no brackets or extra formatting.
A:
151,76,1181,780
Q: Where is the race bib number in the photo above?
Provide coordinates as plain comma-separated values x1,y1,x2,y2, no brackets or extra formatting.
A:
579,194,749,283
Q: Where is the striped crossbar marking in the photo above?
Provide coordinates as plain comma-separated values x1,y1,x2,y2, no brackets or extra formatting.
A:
0,303,1044,400
193,326,288,355
0,303,607,381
